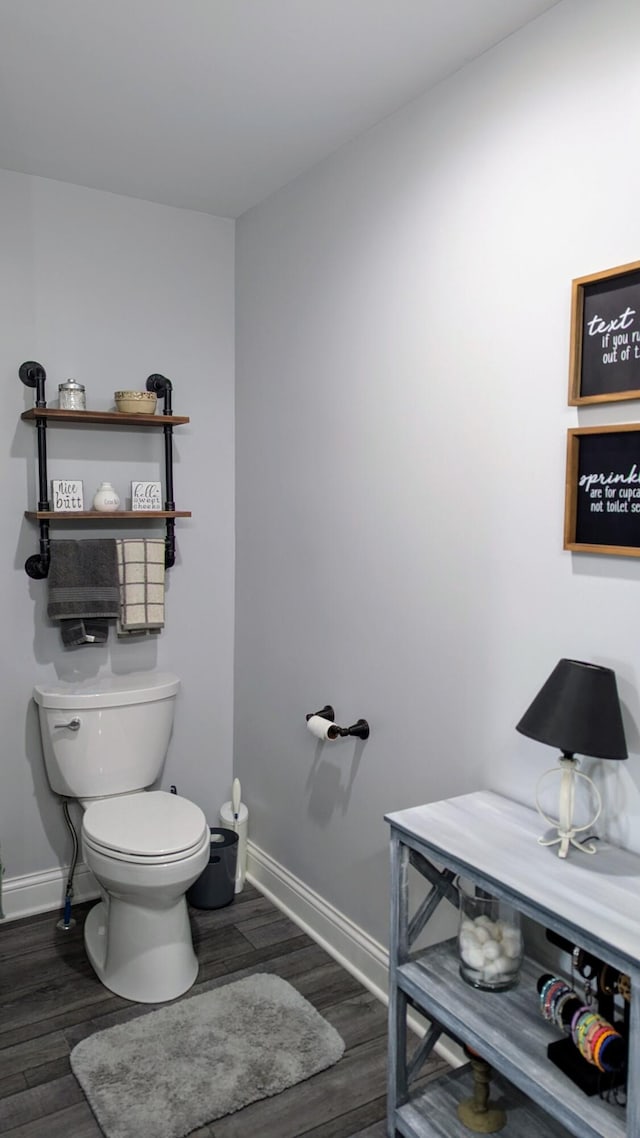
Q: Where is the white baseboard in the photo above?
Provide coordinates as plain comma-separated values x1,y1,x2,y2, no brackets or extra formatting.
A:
247,840,390,1002
1,861,99,923
246,840,464,1069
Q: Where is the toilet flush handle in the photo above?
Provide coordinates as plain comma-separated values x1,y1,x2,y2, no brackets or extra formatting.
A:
54,718,81,731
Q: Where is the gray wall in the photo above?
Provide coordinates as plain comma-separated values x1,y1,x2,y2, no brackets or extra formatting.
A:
235,0,640,951
5,0,640,958
2,172,235,888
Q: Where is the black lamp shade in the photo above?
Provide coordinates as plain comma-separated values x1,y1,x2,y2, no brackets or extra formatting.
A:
516,658,627,761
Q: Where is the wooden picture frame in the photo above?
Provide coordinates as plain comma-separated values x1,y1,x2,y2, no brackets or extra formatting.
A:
564,423,640,556
568,259,640,405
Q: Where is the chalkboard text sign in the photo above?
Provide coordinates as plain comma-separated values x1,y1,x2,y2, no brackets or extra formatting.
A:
565,424,640,556
569,259,640,405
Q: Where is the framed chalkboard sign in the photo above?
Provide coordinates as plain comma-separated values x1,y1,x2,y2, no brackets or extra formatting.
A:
564,424,640,556
569,259,640,405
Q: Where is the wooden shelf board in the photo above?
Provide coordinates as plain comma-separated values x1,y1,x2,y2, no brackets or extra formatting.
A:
21,408,189,426
25,510,191,520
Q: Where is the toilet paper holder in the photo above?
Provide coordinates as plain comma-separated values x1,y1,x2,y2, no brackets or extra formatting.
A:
306,705,370,740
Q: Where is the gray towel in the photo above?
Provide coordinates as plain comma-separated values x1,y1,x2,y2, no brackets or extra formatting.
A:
60,619,110,648
48,540,120,620
48,540,119,646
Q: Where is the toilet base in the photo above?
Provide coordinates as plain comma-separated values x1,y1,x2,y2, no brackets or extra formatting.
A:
84,897,199,1003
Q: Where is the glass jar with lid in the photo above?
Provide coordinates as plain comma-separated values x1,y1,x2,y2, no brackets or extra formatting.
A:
58,379,86,411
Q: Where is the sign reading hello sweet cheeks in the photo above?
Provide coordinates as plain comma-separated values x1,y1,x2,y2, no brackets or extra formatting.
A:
131,481,162,511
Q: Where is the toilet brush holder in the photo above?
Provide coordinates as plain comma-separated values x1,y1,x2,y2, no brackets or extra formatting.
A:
219,802,248,893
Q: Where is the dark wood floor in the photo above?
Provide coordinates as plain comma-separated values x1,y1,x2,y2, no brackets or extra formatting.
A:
0,883,449,1137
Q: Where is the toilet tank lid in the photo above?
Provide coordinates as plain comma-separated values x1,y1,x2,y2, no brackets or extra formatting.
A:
33,671,180,709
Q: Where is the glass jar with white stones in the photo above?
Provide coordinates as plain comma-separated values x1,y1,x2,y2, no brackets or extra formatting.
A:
457,878,524,992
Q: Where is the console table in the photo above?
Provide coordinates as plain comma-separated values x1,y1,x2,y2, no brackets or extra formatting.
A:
385,790,640,1138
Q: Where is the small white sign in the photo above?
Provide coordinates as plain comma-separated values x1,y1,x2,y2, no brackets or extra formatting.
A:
52,480,84,512
131,481,162,510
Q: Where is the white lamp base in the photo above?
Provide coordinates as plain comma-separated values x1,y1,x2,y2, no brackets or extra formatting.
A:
536,755,602,859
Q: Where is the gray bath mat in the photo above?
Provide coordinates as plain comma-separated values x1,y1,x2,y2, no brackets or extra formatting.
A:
70,972,345,1138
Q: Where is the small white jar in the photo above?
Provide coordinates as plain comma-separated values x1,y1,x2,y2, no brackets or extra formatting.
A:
92,482,120,512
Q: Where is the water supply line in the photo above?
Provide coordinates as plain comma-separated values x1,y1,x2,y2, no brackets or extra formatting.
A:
57,798,79,931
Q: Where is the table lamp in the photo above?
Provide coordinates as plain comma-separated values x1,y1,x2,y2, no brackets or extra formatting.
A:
516,658,627,859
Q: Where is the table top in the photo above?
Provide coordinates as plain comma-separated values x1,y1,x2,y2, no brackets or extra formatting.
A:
386,790,640,972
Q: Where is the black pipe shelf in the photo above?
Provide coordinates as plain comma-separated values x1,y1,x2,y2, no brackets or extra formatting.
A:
20,361,190,579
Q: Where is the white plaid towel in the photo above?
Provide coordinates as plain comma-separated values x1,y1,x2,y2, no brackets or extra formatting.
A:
115,539,165,631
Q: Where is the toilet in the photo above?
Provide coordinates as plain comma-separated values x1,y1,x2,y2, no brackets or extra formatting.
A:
33,671,210,1003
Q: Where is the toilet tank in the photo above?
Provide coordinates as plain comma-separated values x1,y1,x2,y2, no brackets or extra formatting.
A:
33,671,180,799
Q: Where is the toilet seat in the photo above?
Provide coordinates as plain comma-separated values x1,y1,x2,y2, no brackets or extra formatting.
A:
83,790,208,864
83,832,209,866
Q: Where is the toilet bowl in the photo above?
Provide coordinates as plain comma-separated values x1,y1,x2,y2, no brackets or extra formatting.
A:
33,671,209,1003
81,790,210,1002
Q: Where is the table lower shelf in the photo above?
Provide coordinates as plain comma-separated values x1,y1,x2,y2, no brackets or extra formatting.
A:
395,942,626,1138
394,1066,572,1138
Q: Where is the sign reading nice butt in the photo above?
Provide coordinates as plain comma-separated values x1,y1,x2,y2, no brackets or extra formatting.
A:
564,424,640,556
51,479,84,512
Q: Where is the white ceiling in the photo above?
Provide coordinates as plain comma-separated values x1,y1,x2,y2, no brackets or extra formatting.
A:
0,0,561,219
